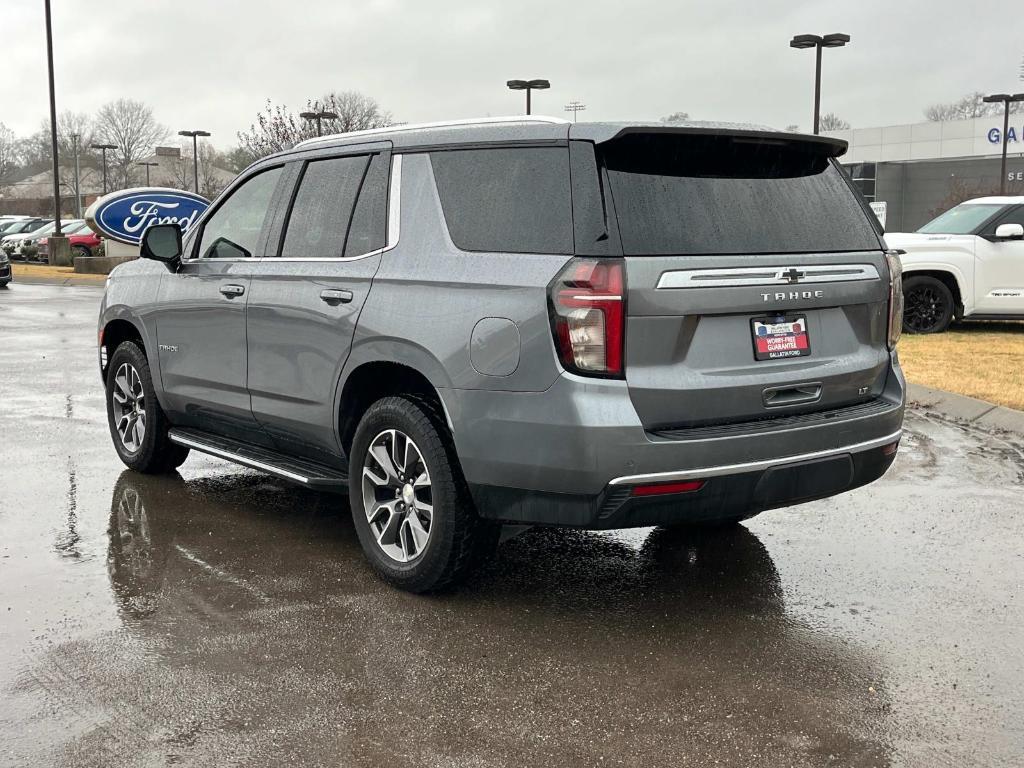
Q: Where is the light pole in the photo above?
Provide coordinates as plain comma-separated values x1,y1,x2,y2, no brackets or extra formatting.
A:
507,79,550,115
178,129,211,193
137,161,159,186
70,133,82,217
44,0,62,236
300,109,339,137
983,93,1024,194
564,100,586,122
91,143,116,194
789,33,850,134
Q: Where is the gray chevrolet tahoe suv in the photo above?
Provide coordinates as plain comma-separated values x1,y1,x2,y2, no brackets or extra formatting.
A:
99,117,906,592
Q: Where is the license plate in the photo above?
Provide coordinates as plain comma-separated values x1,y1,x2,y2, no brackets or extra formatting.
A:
751,315,810,360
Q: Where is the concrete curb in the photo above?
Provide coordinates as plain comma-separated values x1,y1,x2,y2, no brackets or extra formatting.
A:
907,383,1024,436
8,275,104,287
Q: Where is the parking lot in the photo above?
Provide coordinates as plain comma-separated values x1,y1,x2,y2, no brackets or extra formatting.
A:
1,282,1022,767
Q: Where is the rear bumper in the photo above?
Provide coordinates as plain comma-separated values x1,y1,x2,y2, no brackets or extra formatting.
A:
0,263,10,283
470,439,898,528
444,353,905,527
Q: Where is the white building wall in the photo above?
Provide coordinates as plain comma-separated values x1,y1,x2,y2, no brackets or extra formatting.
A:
824,116,1024,163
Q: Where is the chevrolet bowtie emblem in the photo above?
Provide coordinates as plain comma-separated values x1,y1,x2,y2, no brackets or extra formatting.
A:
780,268,805,284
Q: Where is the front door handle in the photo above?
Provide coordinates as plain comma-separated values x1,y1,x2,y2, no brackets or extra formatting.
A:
320,288,353,305
219,284,245,298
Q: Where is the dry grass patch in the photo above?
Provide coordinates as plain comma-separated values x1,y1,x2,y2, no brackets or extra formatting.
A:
11,263,105,283
898,321,1024,411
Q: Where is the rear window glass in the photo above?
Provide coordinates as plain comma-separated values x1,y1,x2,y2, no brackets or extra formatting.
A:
601,133,880,256
430,147,572,254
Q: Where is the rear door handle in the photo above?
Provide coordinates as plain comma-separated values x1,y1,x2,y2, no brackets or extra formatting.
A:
320,289,353,305
219,284,245,298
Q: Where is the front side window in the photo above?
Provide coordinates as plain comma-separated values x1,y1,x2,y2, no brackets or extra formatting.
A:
981,205,1024,236
197,166,283,259
430,147,572,254
280,153,386,259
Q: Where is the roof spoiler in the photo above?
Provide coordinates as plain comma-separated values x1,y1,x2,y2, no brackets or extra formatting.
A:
571,124,848,158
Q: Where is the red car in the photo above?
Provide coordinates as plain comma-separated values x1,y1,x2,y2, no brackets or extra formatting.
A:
37,229,103,263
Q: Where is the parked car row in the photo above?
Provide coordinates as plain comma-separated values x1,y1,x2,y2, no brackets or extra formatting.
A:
0,216,103,263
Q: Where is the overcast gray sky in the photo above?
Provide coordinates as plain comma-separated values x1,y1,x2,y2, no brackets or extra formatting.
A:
4,0,1022,148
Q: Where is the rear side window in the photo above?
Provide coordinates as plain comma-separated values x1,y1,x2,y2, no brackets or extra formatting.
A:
430,147,572,254
600,133,880,256
282,154,388,259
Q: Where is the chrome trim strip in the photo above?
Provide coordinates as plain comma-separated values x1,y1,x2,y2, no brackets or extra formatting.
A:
168,433,311,484
608,429,902,486
657,264,880,289
387,154,402,248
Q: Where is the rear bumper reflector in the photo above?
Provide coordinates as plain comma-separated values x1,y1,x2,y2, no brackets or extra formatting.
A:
630,480,705,497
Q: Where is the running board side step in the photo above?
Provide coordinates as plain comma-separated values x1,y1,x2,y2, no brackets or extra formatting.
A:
168,428,349,490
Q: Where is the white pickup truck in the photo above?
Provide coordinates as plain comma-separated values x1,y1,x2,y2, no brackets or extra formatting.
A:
885,196,1024,333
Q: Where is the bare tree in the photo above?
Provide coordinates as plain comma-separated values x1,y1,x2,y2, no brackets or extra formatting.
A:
661,111,690,123
170,140,228,199
924,91,1024,122
819,113,851,131
94,99,167,189
316,91,392,134
785,124,800,132
237,91,393,160
0,123,20,191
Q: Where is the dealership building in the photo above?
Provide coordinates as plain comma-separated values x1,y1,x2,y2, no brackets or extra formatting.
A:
823,116,1024,232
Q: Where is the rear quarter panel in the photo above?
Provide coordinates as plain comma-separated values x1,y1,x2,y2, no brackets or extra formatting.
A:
346,152,570,396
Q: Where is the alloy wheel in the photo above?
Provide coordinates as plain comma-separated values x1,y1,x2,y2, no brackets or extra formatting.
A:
904,285,947,333
361,429,433,563
111,363,147,452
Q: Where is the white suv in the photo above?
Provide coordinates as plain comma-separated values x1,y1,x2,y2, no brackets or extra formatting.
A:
885,196,1024,333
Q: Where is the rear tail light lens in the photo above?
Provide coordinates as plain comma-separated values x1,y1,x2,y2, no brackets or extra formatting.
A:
885,249,904,349
548,258,626,377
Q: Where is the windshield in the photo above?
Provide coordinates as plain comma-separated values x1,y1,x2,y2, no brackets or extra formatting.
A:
918,203,1007,234
600,133,880,256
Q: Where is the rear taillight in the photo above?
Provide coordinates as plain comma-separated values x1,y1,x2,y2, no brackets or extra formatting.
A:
548,258,626,377
886,249,904,349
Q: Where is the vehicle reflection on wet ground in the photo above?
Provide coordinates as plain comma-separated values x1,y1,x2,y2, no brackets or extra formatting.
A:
1,283,1022,767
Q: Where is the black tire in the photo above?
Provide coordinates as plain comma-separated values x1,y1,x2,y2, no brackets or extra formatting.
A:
72,245,91,260
105,341,189,473
349,395,498,593
902,275,954,334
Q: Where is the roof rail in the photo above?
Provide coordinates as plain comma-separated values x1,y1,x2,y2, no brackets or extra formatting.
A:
294,115,570,149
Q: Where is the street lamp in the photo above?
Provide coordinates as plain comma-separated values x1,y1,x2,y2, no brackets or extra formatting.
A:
299,109,340,138
91,143,117,195
564,100,586,122
43,0,63,236
137,161,159,186
70,133,82,218
178,130,211,193
983,93,1024,194
789,33,850,134
507,79,550,115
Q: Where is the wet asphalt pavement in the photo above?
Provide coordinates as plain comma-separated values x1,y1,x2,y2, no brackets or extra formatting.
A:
0,282,1022,767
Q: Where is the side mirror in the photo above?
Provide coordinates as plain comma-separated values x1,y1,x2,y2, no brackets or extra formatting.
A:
140,224,182,263
994,223,1024,240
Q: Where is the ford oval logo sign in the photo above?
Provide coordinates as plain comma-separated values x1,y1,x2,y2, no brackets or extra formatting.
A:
85,187,210,245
